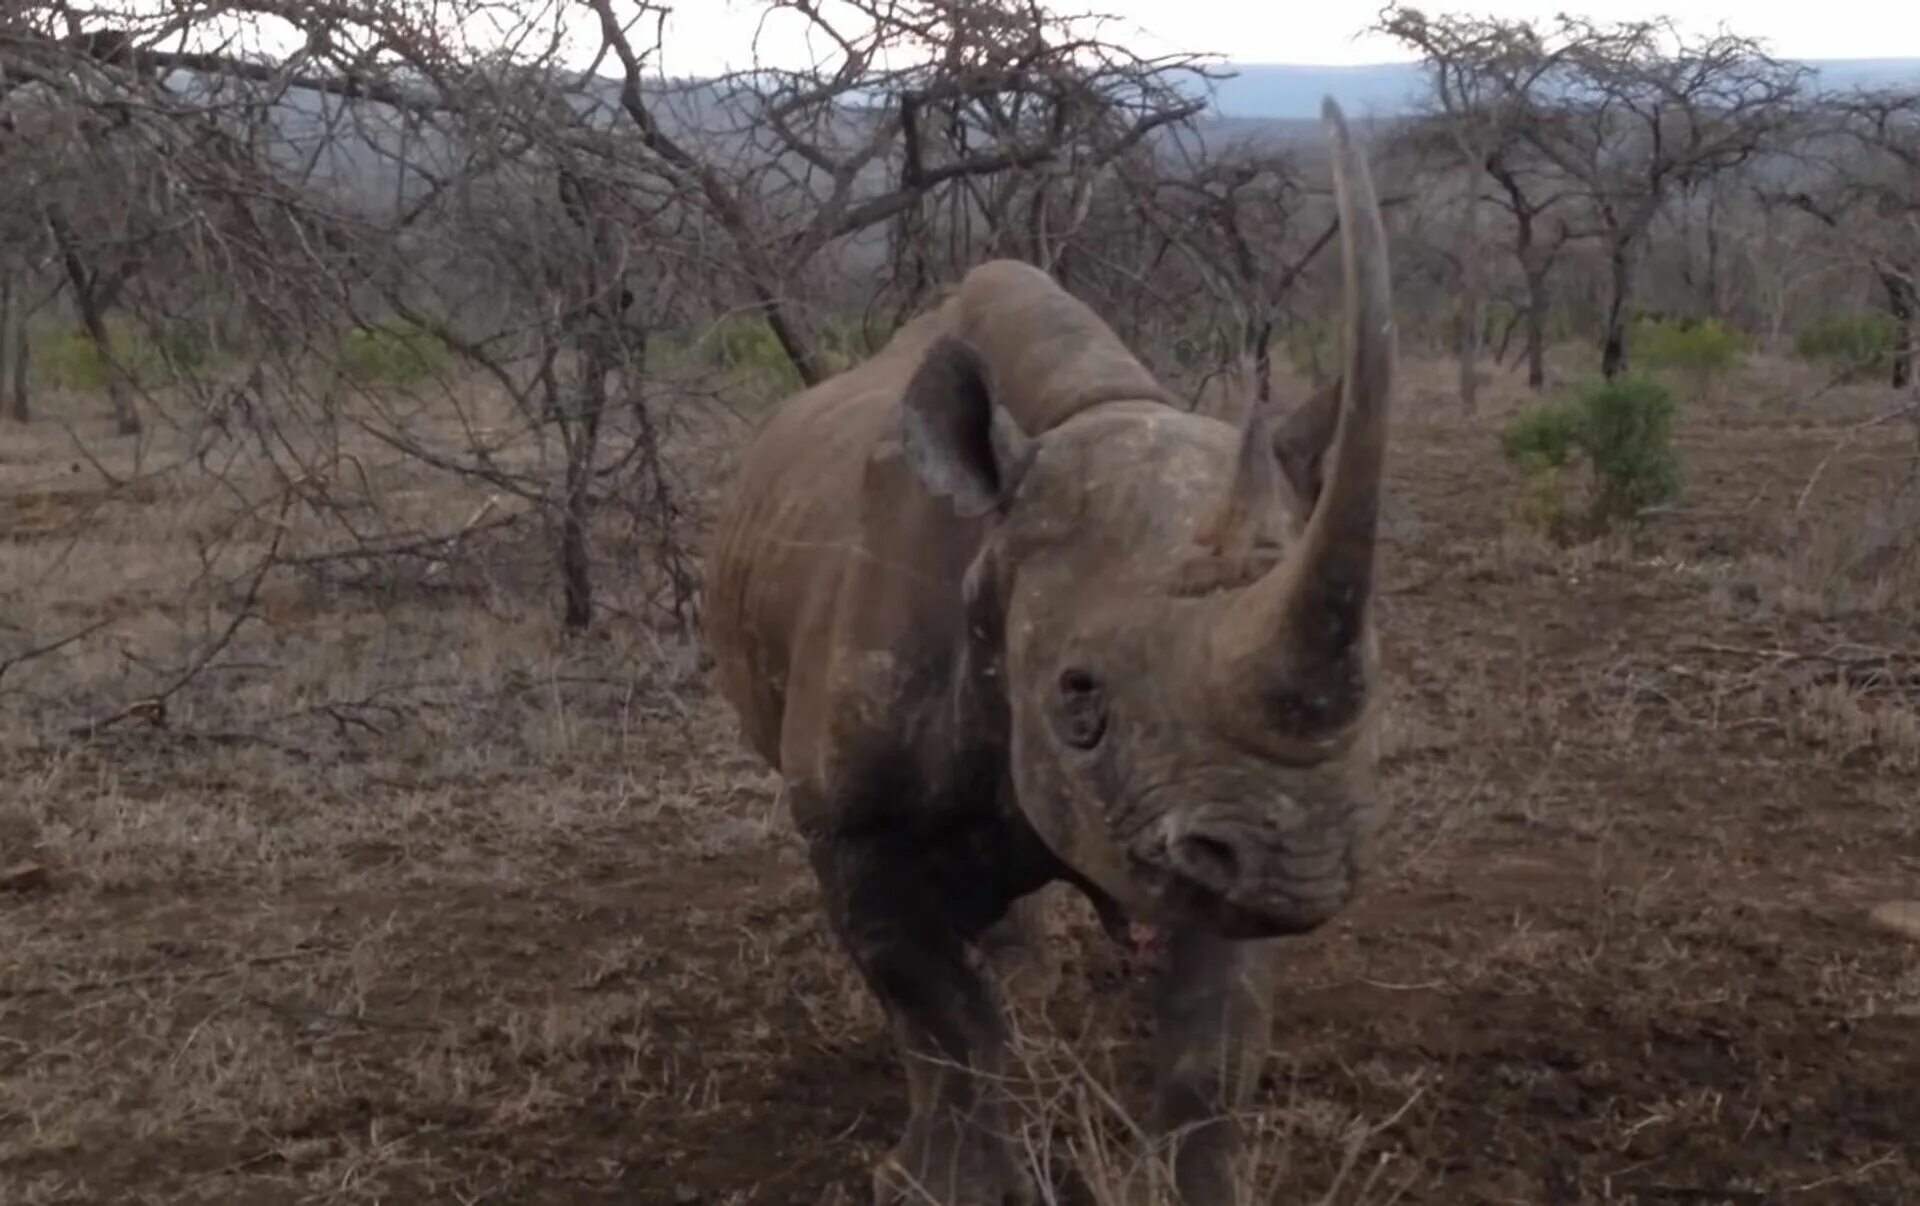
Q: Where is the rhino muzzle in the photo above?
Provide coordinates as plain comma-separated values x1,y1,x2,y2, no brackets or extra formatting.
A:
1129,810,1355,939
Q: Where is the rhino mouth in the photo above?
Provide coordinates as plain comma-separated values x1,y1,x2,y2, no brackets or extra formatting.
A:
1123,849,1349,940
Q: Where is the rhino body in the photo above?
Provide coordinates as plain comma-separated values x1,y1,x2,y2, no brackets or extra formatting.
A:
703,101,1397,1205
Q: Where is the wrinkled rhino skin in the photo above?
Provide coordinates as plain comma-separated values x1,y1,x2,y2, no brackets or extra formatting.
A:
703,99,1398,1206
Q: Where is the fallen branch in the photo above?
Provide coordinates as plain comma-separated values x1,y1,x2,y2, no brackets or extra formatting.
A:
0,945,335,1000
68,497,290,738
0,618,112,693
275,500,518,570
243,993,442,1034
1793,399,1920,519
1677,640,1920,667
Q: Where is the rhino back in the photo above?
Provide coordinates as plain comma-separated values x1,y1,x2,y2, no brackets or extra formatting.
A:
704,319,982,814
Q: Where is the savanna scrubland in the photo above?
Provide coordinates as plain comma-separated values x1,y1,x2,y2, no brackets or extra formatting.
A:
2,3,1917,1202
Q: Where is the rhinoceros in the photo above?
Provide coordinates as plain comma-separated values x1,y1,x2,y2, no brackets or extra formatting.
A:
702,99,1395,1205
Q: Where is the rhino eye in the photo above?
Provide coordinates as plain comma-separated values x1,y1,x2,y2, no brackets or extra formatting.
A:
1055,668,1107,750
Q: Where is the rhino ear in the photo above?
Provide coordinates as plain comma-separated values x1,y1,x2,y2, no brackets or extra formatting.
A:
1200,377,1347,554
1268,375,1344,516
902,336,1035,519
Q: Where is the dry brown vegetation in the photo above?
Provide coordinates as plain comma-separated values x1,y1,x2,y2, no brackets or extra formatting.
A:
5,0,1920,1200
4,344,1918,1204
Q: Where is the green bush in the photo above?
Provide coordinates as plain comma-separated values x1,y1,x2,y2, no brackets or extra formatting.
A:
153,320,217,373
683,315,804,397
34,326,168,392
652,315,865,397
36,329,112,392
1480,296,1520,333
1793,312,1900,381
1580,374,1682,520
340,319,452,386
30,316,226,394
816,314,882,377
644,330,691,373
1285,321,1338,383
1165,315,1233,373
1500,374,1682,537
1500,398,1583,473
1632,317,1744,399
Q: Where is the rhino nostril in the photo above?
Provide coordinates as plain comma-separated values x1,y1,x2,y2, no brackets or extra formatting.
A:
1168,833,1241,895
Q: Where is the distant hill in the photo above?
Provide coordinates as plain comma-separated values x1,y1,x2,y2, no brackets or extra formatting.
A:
1203,58,1920,120
1204,63,1425,121
148,52,1920,217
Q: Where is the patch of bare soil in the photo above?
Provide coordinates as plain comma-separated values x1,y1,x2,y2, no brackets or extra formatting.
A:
4,366,1919,1205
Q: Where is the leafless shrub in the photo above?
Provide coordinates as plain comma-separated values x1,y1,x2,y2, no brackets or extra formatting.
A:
1,0,1217,744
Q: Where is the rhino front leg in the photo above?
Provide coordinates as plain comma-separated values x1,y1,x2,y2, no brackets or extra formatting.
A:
1150,931,1279,1206
974,890,1060,1014
809,834,1035,1206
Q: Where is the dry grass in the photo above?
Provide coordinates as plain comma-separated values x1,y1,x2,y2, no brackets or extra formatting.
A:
4,348,1919,1205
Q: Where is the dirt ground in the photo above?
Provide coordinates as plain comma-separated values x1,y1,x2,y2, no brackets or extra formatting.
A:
3,356,1918,1205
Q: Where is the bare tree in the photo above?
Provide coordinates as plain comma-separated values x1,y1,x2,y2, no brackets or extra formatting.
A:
2,0,1209,639
0,267,28,422
1734,183,1841,354
1382,12,1809,379
1481,140,1578,388
1790,90,1920,388
1377,5,1569,405
1514,18,1807,377
580,0,1205,386
1101,140,1314,404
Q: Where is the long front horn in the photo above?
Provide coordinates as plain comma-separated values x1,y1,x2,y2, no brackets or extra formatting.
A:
1208,97,1395,741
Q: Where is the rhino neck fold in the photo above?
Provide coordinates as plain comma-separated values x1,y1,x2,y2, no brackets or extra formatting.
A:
947,260,1178,435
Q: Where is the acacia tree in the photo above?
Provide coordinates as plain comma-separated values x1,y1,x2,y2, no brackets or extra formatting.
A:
1377,5,1571,405
1734,181,1842,354
0,103,45,422
757,0,1213,354
1171,148,1314,405
3,0,1208,634
1790,90,1920,388
1,60,163,433
1110,135,1365,406
1513,18,1806,377
0,223,50,424
578,0,1205,386
1480,139,1578,388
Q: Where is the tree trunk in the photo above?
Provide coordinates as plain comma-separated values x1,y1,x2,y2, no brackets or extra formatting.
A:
0,274,20,422
1524,264,1549,391
1764,283,1789,356
79,302,140,436
553,167,619,631
1703,188,1723,320
1601,238,1635,379
628,307,649,430
757,287,823,389
48,218,139,434
7,284,26,421
1457,192,1483,413
1489,158,1549,392
562,335,609,632
1884,268,1915,391
1491,306,1522,367
560,477,594,631
1250,316,1274,405
45,208,140,434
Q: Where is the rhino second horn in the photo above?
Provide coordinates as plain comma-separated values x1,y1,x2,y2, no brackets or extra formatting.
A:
1196,405,1290,556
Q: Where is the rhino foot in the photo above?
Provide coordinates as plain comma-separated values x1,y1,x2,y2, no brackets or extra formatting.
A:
1162,1120,1242,1206
871,1110,1036,1206
975,893,1060,1013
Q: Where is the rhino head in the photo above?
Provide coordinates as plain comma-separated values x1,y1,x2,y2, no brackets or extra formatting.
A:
900,103,1395,940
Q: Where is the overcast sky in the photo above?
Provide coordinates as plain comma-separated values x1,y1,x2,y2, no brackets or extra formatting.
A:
649,0,1920,76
